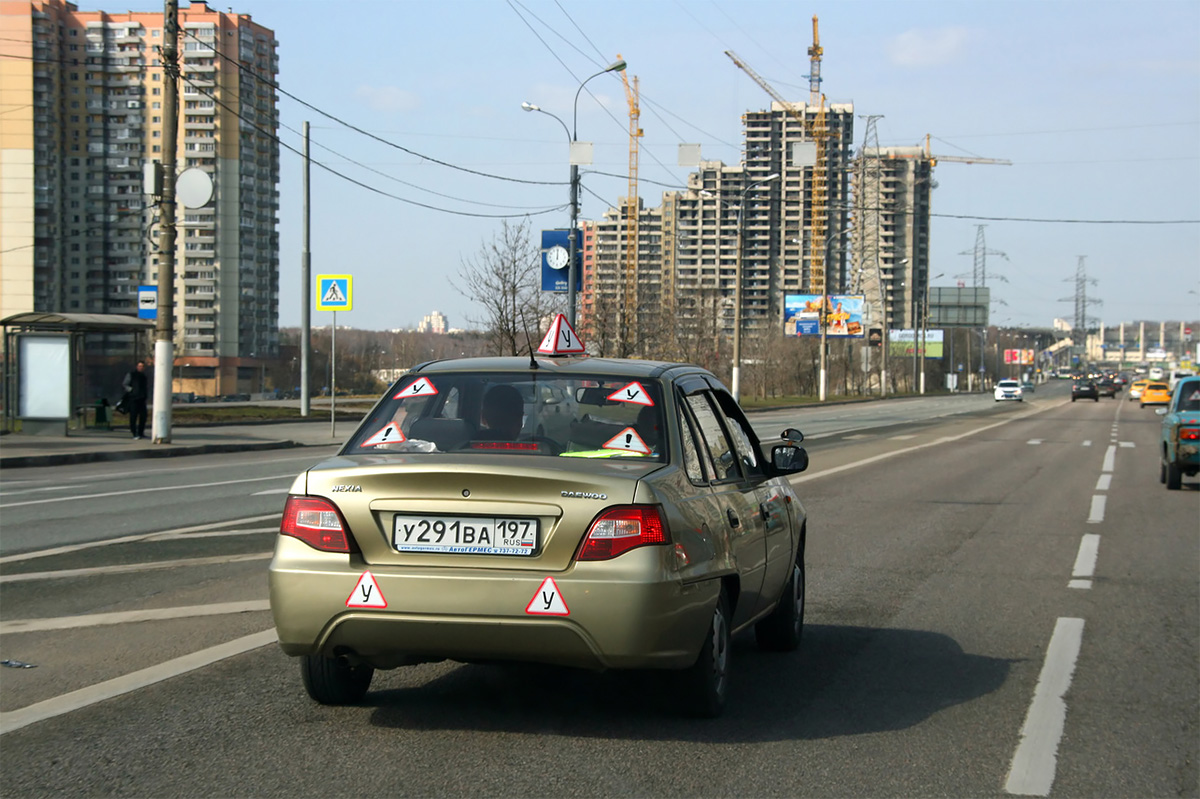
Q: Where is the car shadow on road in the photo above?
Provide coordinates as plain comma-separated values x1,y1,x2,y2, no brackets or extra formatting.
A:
364,623,1013,742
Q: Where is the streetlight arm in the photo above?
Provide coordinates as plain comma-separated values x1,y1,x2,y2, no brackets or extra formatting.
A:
521,102,570,143
572,58,627,139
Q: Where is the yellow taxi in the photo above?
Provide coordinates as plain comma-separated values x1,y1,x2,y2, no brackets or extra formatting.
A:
1140,382,1172,407
1128,379,1150,401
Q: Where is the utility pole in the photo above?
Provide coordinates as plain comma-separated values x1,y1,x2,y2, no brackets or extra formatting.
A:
151,0,179,443
300,121,311,416
1059,255,1101,363
856,114,886,395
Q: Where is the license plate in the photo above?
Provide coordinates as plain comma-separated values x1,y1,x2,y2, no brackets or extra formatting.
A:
393,514,538,556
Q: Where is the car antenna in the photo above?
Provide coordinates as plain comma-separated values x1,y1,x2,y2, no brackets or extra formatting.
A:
521,315,538,370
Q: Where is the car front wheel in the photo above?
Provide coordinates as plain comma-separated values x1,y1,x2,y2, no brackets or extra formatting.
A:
681,588,730,718
301,654,374,705
755,558,805,652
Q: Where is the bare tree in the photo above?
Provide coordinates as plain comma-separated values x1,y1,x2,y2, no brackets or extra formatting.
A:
455,219,561,356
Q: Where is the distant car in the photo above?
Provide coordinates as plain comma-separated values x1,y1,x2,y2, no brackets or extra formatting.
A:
269,353,812,718
1096,379,1119,398
1140,382,1171,408
1072,380,1099,402
1128,379,1150,401
1158,377,1200,490
1020,380,1036,393
994,379,1023,402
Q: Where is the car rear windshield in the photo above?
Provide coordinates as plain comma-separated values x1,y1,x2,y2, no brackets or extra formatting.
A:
998,381,1019,388
345,372,668,461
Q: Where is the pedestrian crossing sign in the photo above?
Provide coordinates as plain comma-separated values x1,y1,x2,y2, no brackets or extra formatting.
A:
316,274,353,311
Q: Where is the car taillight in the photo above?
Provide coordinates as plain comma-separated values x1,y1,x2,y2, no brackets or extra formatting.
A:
280,495,352,553
577,505,668,561
1181,428,1200,441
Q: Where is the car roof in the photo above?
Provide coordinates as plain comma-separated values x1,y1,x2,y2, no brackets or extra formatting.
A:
408,355,716,383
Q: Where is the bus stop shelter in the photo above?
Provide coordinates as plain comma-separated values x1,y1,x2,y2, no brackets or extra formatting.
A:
2,312,155,435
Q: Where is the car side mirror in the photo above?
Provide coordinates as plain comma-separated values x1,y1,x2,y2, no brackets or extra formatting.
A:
772,444,808,474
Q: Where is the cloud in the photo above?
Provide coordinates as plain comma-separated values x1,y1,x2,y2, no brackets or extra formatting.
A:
353,85,420,113
887,26,971,67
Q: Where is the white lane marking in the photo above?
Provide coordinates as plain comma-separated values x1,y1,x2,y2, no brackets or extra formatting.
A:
1005,617,1086,796
0,473,296,509
1027,439,1043,445
1087,495,1106,524
251,488,291,496
1095,474,1112,492
0,552,271,584
1119,441,1135,448
1081,440,1091,447
0,600,271,633
843,434,875,440
1068,579,1092,590
0,514,280,565
146,527,276,542
1072,534,1100,579
1101,446,1116,473
0,628,277,735
890,434,917,440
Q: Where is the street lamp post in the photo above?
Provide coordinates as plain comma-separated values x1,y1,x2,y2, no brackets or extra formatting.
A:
523,58,626,328
732,173,779,402
920,273,943,394
819,225,854,401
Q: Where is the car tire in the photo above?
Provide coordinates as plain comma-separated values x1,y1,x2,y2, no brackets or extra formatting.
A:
1072,397,1077,402
1093,397,1098,402
300,654,374,705
1166,459,1183,490
681,587,731,718
755,556,805,652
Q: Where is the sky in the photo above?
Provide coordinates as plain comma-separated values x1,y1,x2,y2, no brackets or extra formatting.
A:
77,0,1200,332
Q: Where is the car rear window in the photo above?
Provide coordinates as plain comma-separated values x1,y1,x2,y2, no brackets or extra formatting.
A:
998,381,1019,388
346,372,668,461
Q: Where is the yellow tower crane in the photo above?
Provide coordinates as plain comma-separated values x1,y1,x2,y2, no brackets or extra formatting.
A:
618,59,642,354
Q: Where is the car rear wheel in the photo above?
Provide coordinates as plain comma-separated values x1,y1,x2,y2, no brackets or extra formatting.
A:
681,588,730,718
755,557,805,652
1166,459,1183,490
301,654,374,705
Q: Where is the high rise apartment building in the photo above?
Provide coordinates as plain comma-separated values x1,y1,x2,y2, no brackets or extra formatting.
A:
852,146,932,331
583,196,665,355
0,0,278,395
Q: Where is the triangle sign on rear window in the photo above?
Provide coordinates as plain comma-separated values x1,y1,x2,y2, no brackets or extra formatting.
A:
537,313,585,355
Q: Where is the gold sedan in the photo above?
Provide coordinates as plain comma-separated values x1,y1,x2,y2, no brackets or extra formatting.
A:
269,356,811,718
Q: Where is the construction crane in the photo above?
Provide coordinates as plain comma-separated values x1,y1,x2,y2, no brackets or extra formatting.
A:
618,58,642,354
726,14,829,306
882,134,1011,166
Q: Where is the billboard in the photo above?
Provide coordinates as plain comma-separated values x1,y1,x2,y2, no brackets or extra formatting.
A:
888,329,945,358
784,295,865,337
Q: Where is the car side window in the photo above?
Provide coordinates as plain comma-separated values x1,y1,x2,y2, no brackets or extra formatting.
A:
678,407,710,484
710,390,764,478
686,392,740,482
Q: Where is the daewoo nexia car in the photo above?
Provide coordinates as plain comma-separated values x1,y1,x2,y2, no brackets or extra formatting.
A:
269,324,810,718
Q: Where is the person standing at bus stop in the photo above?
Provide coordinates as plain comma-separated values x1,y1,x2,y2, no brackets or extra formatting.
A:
122,361,149,440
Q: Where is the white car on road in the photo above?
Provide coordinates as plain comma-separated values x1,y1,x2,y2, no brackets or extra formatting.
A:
994,380,1023,402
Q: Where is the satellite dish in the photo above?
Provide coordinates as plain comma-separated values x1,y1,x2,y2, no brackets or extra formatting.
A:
176,168,214,208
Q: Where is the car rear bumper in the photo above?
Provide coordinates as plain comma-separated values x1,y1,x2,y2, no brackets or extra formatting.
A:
269,537,716,671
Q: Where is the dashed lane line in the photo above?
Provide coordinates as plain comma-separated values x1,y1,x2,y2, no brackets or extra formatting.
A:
1087,496,1106,524
0,628,278,736
1095,474,1112,491
1069,534,1101,591
0,600,271,634
0,473,296,509
1005,617,1086,796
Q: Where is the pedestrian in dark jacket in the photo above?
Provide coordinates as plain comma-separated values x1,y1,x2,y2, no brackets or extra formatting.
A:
122,361,149,439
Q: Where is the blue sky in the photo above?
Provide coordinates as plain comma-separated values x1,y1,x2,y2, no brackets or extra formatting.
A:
78,0,1200,332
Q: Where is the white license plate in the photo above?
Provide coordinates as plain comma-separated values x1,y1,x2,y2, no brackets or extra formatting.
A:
393,514,538,556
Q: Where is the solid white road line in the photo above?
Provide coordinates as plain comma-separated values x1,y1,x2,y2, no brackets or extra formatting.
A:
0,628,278,735
1095,474,1112,492
1005,617,1086,797
1071,534,1100,579
1027,439,1043,445
0,473,296,509
1087,495,1106,524
1081,440,1091,447
0,552,271,584
251,488,291,496
0,600,271,633
0,514,279,565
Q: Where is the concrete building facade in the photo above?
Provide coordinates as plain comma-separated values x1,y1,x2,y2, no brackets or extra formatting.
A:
0,0,278,396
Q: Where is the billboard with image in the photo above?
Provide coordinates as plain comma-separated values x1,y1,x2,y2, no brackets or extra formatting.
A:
783,295,865,337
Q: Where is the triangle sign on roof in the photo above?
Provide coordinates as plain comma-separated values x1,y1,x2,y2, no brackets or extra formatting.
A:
537,313,586,355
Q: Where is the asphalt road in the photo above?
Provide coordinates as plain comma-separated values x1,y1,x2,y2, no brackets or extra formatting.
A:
1,384,1196,797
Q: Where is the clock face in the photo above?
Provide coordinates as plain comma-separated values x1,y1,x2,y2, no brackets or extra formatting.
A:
546,245,570,270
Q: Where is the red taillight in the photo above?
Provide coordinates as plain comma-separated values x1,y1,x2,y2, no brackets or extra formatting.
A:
280,495,351,553
577,506,668,561
1181,428,1200,441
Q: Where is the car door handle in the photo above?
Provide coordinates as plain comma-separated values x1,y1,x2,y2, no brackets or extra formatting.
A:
726,508,740,529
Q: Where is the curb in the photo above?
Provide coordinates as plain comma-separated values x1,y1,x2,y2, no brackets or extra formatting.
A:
0,439,304,469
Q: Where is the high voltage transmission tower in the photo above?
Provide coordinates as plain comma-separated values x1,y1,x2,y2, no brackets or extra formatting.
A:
959,224,1008,287
1060,255,1102,347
